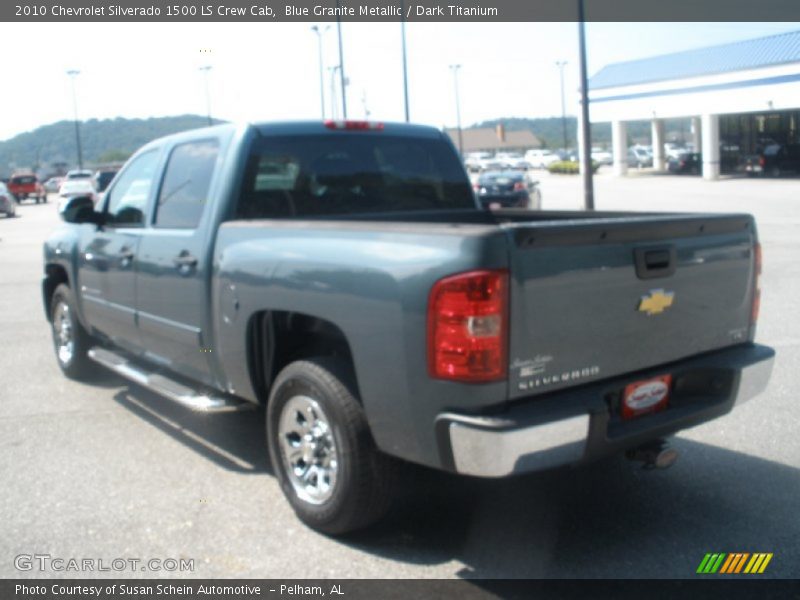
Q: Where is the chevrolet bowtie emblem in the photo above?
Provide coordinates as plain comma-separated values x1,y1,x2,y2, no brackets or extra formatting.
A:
638,289,675,315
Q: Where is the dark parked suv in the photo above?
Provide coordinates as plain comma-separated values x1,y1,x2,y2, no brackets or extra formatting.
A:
745,143,800,177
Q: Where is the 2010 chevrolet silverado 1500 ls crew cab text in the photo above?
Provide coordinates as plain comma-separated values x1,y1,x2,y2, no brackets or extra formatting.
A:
43,121,774,534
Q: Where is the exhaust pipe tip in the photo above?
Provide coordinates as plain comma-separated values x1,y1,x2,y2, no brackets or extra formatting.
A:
653,446,679,469
626,439,678,470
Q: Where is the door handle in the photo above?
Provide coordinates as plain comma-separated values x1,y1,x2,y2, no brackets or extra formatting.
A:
118,247,135,268
173,252,198,275
173,253,198,267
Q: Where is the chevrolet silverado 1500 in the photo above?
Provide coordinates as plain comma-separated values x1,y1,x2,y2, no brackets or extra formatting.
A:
43,121,774,534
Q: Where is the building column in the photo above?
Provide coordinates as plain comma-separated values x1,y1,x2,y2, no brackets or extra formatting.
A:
651,118,665,171
612,120,628,176
701,114,720,180
691,116,702,151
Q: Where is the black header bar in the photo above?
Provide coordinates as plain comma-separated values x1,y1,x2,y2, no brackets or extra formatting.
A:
4,0,800,22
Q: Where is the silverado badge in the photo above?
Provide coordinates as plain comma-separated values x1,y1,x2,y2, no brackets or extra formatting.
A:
638,289,675,315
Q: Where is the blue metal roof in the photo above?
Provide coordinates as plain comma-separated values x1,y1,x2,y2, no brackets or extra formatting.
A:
590,30,800,90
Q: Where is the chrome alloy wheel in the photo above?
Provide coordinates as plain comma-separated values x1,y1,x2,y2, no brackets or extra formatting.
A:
278,395,339,505
52,300,74,366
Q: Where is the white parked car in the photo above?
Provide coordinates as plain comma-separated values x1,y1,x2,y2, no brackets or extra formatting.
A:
464,152,492,172
627,147,653,168
478,154,505,172
57,179,97,213
524,149,560,169
664,143,692,160
591,147,613,165
494,152,531,170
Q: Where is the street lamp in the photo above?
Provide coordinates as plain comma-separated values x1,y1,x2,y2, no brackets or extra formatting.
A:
577,0,594,210
335,0,347,118
400,0,410,122
555,60,568,153
328,65,341,120
66,69,83,170
199,65,213,127
311,25,330,119
449,64,463,157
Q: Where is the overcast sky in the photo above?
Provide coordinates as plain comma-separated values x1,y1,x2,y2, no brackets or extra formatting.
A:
1,21,798,141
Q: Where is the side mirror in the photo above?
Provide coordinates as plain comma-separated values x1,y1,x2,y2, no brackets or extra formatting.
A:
60,195,103,225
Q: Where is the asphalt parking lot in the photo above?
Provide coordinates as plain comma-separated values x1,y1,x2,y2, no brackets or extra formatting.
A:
1,173,798,580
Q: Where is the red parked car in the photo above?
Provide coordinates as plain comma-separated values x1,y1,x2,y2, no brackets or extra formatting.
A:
8,172,47,203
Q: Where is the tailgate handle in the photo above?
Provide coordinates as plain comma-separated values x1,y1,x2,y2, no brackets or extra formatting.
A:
634,246,676,279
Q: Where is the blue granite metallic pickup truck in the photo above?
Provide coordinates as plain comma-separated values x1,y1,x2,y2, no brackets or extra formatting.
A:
43,121,774,534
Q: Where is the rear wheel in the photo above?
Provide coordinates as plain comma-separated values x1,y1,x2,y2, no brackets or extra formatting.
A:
50,284,93,379
267,358,397,535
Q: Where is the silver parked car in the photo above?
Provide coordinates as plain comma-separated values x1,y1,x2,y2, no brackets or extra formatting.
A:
0,182,17,218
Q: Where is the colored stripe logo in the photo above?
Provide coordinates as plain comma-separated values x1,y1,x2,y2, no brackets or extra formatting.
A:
697,553,773,574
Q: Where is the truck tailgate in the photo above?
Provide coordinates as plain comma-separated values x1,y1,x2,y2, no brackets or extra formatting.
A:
505,214,758,399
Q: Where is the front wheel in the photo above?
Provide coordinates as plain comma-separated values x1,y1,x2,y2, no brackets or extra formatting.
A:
266,359,397,535
50,284,93,379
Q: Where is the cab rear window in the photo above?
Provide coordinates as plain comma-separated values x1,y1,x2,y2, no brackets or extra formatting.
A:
235,133,473,219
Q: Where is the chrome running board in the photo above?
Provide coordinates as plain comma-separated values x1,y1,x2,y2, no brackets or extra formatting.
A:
88,347,253,413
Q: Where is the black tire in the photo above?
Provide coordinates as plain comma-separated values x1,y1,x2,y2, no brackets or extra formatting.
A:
266,358,397,535
50,283,93,379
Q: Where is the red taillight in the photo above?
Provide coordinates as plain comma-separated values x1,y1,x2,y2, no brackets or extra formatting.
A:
427,270,508,383
759,156,766,167
472,183,480,192
513,181,526,191
752,243,762,323
324,120,384,131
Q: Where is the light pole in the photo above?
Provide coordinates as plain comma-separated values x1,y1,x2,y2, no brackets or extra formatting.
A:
328,65,340,120
66,69,83,170
311,25,330,119
577,0,594,210
449,64,463,157
400,0,410,122
335,0,347,118
199,65,213,127
555,60,568,153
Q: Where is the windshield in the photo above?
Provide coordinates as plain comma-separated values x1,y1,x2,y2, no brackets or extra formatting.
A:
235,133,475,219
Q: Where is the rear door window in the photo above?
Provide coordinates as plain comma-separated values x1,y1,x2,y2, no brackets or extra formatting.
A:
155,139,219,229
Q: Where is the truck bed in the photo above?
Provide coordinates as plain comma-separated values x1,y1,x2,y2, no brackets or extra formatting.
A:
219,208,757,404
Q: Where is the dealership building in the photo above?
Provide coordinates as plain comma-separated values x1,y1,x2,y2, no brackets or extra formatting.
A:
586,30,800,179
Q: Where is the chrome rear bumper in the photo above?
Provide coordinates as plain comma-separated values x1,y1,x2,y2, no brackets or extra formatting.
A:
439,346,774,478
